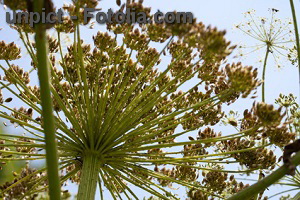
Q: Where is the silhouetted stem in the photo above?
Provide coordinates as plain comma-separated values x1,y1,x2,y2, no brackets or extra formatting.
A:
34,0,61,199
227,151,300,200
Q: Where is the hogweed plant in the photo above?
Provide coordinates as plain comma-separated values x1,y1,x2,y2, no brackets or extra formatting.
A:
236,9,294,103
0,0,298,199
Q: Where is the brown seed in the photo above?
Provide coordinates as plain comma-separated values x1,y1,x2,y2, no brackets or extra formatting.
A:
5,97,12,102
27,108,33,115
228,120,237,127
188,136,194,141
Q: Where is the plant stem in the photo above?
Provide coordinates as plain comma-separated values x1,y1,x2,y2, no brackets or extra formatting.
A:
34,1,61,199
77,152,101,200
262,46,270,103
289,0,300,101
253,171,263,200
227,150,300,200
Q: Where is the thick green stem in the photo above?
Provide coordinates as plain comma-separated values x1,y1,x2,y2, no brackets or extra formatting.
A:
262,46,270,103
34,1,61,199
253,171,263,200
77,152,101,200
227,150,300,200
289,0,300,100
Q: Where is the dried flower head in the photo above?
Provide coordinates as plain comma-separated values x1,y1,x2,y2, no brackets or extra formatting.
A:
0,41,21,60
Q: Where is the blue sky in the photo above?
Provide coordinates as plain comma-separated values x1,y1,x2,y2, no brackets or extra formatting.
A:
0,0,300,199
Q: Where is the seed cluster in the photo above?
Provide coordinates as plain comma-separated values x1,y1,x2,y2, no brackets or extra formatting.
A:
0,41,21,61
0,164,45,199
187,189,209,200
10,107,33,124
222,138,276,170
202,169,228,194
55,16,75,33
241,102,296,147
3,64,30,85
225,63,260,98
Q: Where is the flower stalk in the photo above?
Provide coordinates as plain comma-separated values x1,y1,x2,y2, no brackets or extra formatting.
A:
262,46,270,103
34,0,61,199
77,152,101,200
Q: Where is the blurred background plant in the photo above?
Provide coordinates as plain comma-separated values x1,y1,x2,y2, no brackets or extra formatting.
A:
0,126,25,185
235,9,294,103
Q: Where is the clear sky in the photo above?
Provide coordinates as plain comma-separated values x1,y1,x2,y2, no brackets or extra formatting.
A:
0,0,300,199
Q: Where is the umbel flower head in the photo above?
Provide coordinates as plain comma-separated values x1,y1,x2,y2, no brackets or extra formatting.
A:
0,0,294,199
236,9,294,68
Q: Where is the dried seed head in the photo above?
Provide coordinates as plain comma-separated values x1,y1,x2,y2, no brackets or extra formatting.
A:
253,102,284,126
0,41,21,60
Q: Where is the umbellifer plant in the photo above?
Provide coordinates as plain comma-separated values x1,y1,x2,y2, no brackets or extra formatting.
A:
0,0,297,199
